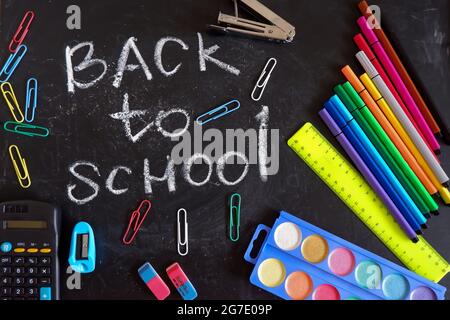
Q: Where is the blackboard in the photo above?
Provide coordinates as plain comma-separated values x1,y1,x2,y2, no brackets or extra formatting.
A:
0,0,449,300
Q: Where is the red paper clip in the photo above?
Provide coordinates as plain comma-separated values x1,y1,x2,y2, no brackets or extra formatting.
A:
9,11,35,53
122,200,152,245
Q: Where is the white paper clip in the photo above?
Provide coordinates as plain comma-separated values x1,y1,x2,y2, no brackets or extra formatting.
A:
251,58,277,101
177,208,188,256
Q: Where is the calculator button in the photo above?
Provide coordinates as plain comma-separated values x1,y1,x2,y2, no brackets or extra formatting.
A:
40,248,52,254
0,256,11,264
27,248,38,253
13,257,25,265
1,267,11,274
14,277,24,285
26,278,37,286
13,248,25,253
39,278,51,285
39,257,51,265
1,277,12,285
13,288,24,296
26,288,38,297
14,267,25,275
39,267,51,275
0,242,12,253
1,287,11,296
40,287,51,300
26,267,38,275
26,257,38,265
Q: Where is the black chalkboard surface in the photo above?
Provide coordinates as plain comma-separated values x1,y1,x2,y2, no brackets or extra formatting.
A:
0,0,449,300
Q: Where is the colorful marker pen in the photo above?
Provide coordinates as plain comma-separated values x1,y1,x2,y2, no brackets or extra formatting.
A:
138,262,171,300
166,263,198,300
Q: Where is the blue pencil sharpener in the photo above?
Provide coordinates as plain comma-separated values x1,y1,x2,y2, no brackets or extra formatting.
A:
68,222,96,273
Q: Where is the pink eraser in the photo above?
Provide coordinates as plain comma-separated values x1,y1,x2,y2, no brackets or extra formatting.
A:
138,262,171,300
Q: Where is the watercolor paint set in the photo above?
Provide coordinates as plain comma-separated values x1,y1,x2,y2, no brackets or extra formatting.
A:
244,211,446,300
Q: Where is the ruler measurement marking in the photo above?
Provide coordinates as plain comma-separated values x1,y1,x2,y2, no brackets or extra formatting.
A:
288,123,449,282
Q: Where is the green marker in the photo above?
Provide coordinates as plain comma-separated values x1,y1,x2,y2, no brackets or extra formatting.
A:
335,86,428,226
335,83,438,217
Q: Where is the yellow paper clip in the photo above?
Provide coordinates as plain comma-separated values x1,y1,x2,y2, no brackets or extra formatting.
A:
8,145,31,189
1,82,24,123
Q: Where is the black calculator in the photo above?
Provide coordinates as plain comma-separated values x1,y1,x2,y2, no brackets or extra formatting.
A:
0,201,61,300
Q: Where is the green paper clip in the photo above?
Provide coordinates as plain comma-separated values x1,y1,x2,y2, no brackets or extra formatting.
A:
229,193,241,242
4,121,49,138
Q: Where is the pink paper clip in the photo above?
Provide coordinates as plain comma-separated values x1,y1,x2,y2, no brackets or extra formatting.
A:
122,200,152,245
9,11,35,53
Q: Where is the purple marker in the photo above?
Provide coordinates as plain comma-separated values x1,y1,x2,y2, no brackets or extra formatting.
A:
319,108,419,242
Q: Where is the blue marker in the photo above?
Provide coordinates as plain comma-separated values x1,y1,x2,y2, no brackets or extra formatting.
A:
329,95,426,228
325,98,422,232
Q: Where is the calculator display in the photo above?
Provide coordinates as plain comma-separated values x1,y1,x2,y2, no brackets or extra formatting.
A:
3,220,47,230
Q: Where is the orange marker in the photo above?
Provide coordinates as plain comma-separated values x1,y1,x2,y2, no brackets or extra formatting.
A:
342,66,436,196
359,73,450,204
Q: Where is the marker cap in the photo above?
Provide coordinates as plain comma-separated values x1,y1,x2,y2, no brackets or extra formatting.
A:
360,74,382,101
343,82,366,109
319,109,341,137
357,16,378,44
342,66,365,93
353,34,375,60
324,100,347,129
356,51,379,78
334,85,357,112
330,95,353,123
358,1,370,16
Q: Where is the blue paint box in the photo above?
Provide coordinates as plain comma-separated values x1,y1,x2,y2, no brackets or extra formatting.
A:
244,211,446,300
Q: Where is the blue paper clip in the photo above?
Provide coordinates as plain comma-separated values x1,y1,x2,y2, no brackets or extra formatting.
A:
68,222,96,274
25,78,38,122
4,121,49,138
0,45,28,83
196,100,240,125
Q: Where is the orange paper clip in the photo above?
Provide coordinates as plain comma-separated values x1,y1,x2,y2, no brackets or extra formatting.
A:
122,200,152,245
9,11,35,53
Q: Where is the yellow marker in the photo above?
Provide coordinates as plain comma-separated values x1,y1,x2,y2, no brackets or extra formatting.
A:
360,74,450,204
40,248,52,254
27,248,38,253
8,145,31,189
1,82,24,123
288,123,449,282
14,248,25,253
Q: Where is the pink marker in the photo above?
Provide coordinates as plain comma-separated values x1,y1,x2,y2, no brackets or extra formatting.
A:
357,16,441,154
353,33,435,157
354,35,419,131
138,262,171,300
